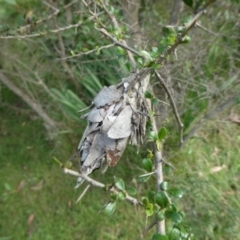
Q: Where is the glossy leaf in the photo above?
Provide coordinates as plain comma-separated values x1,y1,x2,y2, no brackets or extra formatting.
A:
145,91,153,99
169,228,181,240
145,203,154,216
155,191,169,208
140,50,153,60
160,181,169,191
165,211,183,224
148,191,156,203
158,127,167,141
152,98,159,105
118,191,126,200
115,178,125,191
168,204,177,212
182,0,193,7
127,187,137,195
104,201,116,215
142,158,153,172
111,193,118,201
148,131,158,141
181,36,191,44
157,210,165,221
141,197,149,207
152,233,169,240
163,26,176,37
138,175,151,183
167,189,184,198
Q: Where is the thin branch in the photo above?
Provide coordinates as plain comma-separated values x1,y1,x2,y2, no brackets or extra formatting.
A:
98,2,137,69
195,22,218,36
76,184,91,203
97,28,143,58
153,146,165,234
0,22,83,39
155,70,184,147
15,1,78,33
156,2,217,65
145,98,166,235
138,172,155,177
78,103,94,113
63,168,141,205
59,44,115,60
54,17,79,89
140,219,157,239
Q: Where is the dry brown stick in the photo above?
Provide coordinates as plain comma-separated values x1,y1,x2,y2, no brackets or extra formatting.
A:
155,70,184,147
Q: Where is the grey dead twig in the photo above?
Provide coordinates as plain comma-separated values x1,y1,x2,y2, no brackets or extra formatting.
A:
63,168,140,205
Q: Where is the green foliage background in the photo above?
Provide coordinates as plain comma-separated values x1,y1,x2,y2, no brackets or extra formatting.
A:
0,0,240,239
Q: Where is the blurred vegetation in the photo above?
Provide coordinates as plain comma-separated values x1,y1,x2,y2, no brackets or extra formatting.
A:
0,0,240,239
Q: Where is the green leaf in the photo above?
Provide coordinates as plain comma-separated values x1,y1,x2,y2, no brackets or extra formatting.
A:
115,178,125,191
52,157,63,167
64,160,72,168
169,228,181,240
142,158,153,172
111,193,118,201
158,127,167,141
145,203,154,216
140,50,153,60
168,204,177,212
127,187,137,195
138,175,151,183
152,233,169,240
149,110,155,117
148,191,156,203
181,36,191,44
182,0,193,7
165,211,183,224
157,210,165,221
125,62,131,71
152,97,159,105
104,201,116,215
118,191,126,200
141,197,149,207
155,191,169,208
160,181,169,191
167,189,184,198
148,131,158,141
162,26,176,37
144,91,153,99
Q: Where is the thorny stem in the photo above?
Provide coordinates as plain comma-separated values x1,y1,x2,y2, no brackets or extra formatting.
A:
152,121,166,234
63,168,141,205
145,96,165,234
